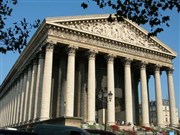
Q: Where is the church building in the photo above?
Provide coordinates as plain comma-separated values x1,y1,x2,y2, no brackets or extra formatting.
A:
0,14,178,128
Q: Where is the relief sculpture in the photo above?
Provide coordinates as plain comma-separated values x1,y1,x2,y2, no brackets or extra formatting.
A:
64,20,170,53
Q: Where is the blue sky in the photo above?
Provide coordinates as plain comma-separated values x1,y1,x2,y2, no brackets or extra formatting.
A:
0,0,180,117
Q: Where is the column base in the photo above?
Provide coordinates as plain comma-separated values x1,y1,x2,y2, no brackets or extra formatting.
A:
170,124,178,127
87,121,96,125
107,121,115,125
39,117,50,121
34,116,82,128
157,124,164,128
142,123,150,127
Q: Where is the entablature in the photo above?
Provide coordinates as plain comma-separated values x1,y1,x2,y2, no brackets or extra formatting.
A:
46,24,174,67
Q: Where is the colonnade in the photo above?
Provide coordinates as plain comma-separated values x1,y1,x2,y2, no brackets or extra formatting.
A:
0,43,178,128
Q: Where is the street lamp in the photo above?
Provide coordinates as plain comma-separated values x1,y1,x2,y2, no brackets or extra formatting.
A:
97,89,113,130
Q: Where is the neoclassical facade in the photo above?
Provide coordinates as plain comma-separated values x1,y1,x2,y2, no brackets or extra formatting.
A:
0,14,178,128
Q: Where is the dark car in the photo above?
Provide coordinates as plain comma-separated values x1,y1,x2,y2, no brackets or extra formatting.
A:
0,129,38,135
86,129,116,135
33,124,90,135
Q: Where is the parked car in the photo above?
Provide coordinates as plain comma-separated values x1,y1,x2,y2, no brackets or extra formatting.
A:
33,124,90,135
86,129,116,135
0,129,38,135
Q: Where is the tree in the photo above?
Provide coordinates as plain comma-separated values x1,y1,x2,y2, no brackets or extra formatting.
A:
0,0,40,54
82,0,180,37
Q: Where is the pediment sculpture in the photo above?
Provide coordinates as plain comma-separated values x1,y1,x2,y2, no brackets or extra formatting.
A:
59,20,171,54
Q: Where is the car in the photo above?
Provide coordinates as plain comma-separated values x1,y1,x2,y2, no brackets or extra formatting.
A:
0,129,38,135
33,124,90,135
86,129,116,135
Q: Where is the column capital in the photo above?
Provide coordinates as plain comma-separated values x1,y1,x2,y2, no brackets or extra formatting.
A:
20,74,24,79
140,61,148,69
88,49,98,59
154,64,162,72
43,39,57,46
32,57,38,65
122,57,133,66
106,54,116,62
23,69,28,75
166,67,174,75
38,51,45,59
45,43,54,51
67,45,78,56
28,63,33,70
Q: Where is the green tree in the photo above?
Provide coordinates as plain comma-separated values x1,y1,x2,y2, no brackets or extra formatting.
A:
0,0,40,54
82,0,180,37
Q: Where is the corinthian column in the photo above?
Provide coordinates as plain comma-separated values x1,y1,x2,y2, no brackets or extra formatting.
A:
166,68,177,126
28,59,38,122
19,71,26,124
21,70,27,123
106,54,115,125
17,75,24,124
87,50,97,124
40,43,54,120
140,61,149,127
124,58,133,125
154,65,163,126
25,65,32,122
34,52,44,121
15,79,21,125
65,46,78,117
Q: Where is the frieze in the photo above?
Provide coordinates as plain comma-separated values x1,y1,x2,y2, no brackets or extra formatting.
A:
48,28,172,64
62,21,170,53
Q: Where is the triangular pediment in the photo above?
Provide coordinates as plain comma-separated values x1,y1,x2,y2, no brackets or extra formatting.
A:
46,14,176,57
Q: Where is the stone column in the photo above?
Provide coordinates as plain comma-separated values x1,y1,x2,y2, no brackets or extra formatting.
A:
11,84,17,125
34,52,44,121
58,58,66,117
28,59,38,122
40,43,54,121
7,94,10,126
15,79,21,125
65,46,77,117
3,97,5,126
25,65,32,122
154,65,163,126
87,50,97,124
4,98,6,126
4,96,7,126
17,75,24,125
9,89,13,126
124,58,133,125
166,68,177,126
19,73,25,124
6,91,10,126
107,54,115,125
21,71,27,123
140,62,149,127
6,92,10,126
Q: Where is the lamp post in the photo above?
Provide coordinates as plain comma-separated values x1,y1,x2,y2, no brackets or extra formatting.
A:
97,89,113,130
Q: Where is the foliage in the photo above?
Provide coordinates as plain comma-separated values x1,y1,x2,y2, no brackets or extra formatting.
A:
82,0,180,37
0,0,40,54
